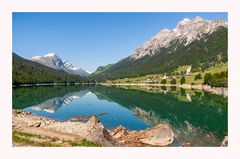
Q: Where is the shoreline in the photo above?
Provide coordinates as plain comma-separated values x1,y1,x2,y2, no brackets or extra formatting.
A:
12,109,227,147
12,109,175,147
12,82,228,97
12,83,96,87
99,83,228,97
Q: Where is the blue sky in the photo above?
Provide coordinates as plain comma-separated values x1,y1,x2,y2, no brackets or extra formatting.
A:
13,12,227,72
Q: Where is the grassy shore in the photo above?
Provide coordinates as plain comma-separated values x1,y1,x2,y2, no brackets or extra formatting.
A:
13,131,101,147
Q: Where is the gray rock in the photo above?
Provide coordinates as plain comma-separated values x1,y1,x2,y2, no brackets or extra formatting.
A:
138,124,174,146
33,121,41,127
111,126,128,138
221,136,228,147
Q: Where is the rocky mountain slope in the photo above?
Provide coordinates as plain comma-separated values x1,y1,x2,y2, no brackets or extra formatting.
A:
131,16,227,60
32,53,89,77
92,17,227,81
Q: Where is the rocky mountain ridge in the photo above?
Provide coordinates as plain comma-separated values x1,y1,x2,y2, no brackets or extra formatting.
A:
131,16,227,60
32,53,89,77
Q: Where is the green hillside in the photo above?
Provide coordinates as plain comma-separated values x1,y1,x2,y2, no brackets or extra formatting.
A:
91,64,113,75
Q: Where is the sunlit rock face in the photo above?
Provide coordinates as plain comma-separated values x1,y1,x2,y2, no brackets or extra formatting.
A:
131,16,227,60
32,53,89,76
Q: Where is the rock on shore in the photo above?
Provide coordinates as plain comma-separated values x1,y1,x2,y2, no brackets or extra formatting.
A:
111,124,174,146
220,136,228,147
12,110,174,147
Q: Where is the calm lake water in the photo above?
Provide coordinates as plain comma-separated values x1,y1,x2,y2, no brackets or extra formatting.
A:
13,85,227,146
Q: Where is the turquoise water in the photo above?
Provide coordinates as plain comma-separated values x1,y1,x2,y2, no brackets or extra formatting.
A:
13,85,227,146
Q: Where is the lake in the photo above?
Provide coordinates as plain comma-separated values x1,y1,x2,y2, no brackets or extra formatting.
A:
12,85,227,146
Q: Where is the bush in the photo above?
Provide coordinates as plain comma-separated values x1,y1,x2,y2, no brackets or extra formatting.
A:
161,79,167,84
204,71,227,87
180,88,186,96
195,74,202,80
180,76,185,84
204,73,212,84
170,79,176,84
170,86,176,91
161,86,167,90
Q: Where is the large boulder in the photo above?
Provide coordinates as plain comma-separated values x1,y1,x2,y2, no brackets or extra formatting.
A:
85,115,116,146
111,124,174,146
138,124,174,146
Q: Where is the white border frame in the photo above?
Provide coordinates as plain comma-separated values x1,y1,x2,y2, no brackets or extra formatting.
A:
1,0,240,159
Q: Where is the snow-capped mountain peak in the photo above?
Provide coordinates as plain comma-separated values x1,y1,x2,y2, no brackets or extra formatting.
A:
31,53,90,76
131,16,227,60
193,16,205,22
177,18,191,26
44,53,57,57
63,61,84,71
32,55,42,60
86,71,92,74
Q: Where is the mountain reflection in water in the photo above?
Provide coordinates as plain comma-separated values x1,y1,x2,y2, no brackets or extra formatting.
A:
30,90,89,113
13,85,227,146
